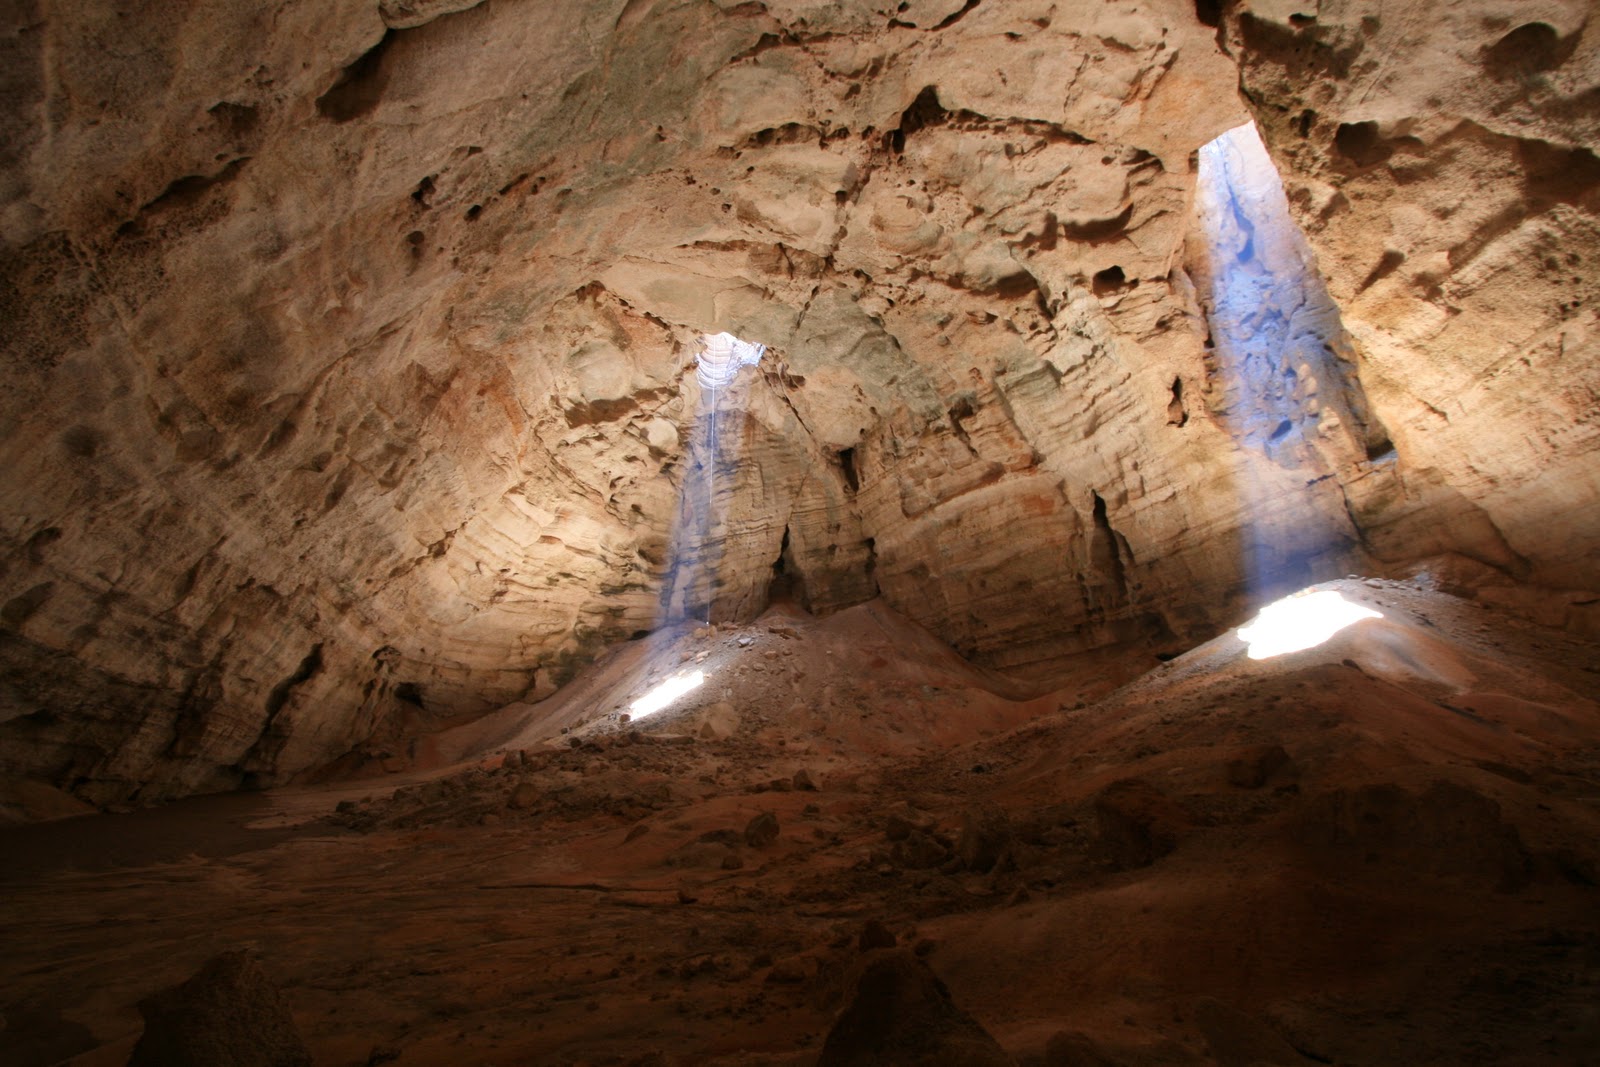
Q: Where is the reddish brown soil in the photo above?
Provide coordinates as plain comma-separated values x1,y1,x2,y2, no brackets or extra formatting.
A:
2,580,1598,1066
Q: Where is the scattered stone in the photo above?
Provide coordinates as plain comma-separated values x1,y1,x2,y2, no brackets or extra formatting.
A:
668,840,737,869
335,799,357,814
793,768,818,791
744,810,780,848
624,823,650,843
127,950,311,1067
507,782,539,810
1093,778,1190,870
676,887,698,904
891,829,951,870
859,920,897,951
884,802,936,841
817,950,1014,1066
956,808,1013,873
696,702,739,740
766,956,810,984
478,812,500,827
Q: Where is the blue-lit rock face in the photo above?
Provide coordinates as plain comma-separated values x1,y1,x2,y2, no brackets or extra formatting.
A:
1191,123,1388,468
1185,122,1389,598
1226,2,1600,609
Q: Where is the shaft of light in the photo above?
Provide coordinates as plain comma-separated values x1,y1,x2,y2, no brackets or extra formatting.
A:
1237,590,1382,660
629,670,706,719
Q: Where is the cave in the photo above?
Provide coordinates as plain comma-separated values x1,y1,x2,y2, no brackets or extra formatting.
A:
2,2,1598,1064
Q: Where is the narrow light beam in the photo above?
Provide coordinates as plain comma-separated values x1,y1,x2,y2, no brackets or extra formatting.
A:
1237,590,1382,660
629,670,706,719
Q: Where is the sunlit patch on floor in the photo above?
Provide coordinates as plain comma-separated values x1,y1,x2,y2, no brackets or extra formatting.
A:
1237,589,1382,660
629,669,706,719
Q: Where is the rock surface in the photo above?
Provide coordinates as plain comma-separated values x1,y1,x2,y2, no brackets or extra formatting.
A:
126,950,310,1067
1225,0,1600,621
0,0,1595,802
818,949,1015,1067
2,578,1595,1067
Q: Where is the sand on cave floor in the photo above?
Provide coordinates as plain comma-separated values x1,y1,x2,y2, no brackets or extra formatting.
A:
2,578,1600,1067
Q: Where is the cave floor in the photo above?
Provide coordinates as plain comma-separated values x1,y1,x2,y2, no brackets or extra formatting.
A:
3,580,1599,1067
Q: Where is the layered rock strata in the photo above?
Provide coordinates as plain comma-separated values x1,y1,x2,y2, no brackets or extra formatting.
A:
0,0,1594,801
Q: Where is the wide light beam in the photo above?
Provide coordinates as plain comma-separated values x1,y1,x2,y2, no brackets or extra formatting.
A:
1237,590,1381,660
629,670,706,719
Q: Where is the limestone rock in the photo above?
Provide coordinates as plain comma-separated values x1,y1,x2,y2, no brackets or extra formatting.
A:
1225,744,1296,790
1227,0,1600,610
127,950,310,1067
955,808,1013,873
506,781,538,810
744,810,780,848
1298,780,1532,890
891,828,951,870
818,949,1015,1067
1093,778,1190,870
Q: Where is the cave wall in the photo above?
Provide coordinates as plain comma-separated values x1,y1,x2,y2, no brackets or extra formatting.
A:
0,0,1594,802
1223,0,1600,622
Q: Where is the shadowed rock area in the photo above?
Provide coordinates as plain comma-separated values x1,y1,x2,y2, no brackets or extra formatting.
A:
818,950,1014,1066
127,951,311,1067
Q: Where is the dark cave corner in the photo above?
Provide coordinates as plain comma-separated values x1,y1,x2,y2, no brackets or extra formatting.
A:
836,447,860,493
766,525,810,612
239,643,325,787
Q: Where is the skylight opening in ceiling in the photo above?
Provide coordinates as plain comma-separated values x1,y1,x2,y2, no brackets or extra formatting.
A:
696,332,765,390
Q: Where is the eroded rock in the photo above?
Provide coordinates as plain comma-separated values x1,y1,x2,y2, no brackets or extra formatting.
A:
818,950,1015,1067
127,951,310,1067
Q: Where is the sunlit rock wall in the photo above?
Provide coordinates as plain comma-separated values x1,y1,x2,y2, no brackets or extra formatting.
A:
1223,0,1600,629
5,0,1588,802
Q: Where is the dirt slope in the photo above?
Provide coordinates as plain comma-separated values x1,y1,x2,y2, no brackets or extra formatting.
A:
2,580,1597,1066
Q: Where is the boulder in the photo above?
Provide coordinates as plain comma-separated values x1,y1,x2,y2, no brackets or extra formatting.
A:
127,951,310,1067
818,950,1014,1067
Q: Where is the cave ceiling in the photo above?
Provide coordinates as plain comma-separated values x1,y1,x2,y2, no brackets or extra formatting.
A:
1,0,1596,802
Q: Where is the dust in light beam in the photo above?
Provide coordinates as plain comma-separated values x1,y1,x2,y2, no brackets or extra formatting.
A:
1237,589,1382,660
629,670,706,719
